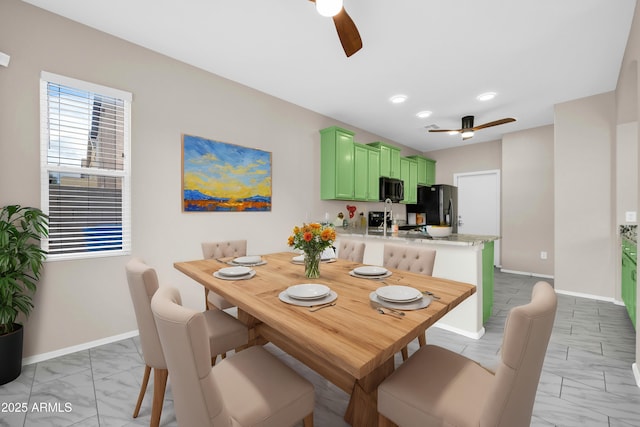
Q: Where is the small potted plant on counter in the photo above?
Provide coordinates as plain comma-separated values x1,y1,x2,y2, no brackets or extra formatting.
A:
0,205,48,385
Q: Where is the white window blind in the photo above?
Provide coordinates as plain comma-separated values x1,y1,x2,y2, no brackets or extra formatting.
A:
40,72,131,259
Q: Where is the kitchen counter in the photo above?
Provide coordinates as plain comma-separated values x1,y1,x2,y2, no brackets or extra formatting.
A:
337,228,499,246
335,230,499,339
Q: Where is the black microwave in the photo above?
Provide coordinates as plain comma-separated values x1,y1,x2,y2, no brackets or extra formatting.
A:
379,177,404,203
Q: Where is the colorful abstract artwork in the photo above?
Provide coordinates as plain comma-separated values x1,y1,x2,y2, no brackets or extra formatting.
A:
182,134,272,212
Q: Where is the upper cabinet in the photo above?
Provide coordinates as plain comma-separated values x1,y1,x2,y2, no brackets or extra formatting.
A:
400,157,418,204
320,126,436,202
407,155,436,186
367,142,401,179
354,143,380,201
320,126,355,200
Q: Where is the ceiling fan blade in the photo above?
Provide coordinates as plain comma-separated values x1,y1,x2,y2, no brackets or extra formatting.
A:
332,7,363,57
428,129,461,133
472,117,516,131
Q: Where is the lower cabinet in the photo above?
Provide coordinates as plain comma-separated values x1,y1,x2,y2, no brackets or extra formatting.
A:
621,238,636,329
482,241,494,323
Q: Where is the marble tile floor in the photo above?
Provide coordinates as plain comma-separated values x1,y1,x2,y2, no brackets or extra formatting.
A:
1,270,639,427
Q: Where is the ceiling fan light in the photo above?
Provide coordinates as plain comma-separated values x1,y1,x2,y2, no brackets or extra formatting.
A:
448,131,459,135
316,0,343,17
461,130,474,138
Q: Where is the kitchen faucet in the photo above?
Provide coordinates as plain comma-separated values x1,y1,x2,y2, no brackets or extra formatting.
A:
383,198,393,238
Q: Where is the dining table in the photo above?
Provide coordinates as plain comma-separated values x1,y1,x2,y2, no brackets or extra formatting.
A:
174,251,476,427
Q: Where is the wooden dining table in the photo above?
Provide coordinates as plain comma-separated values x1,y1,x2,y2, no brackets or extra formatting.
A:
174,251,475,427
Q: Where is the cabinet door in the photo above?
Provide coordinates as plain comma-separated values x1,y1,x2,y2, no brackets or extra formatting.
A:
320,126,354,200
400,158,417,204
389,148,401,179
367,148,380,201
377,145,391,177
353,144,368,200
415,156,427,185
425,158,436,185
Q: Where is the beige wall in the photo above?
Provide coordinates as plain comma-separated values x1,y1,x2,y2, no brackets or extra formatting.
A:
0,0,414,358
425,140,502,186
501,126,555,276
554,92,617,297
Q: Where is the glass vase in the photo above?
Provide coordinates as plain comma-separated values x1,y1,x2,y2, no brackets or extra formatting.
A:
304,251,321,279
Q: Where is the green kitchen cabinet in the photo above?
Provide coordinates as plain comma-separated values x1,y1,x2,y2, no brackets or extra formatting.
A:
400,157,418,204
368,141,401,179
354,143,380,201
482,241,495,323
621,238,636,329
320,126,355,200
407,155,437,186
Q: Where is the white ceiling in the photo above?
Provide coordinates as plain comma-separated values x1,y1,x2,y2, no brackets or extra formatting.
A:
23,0,636,152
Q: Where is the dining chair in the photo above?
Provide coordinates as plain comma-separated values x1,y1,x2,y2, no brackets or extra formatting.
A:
125,258,248,427
151,286,315,427
201,240,247,310
378,281,557,427
383,243,437,359
336,239,366,263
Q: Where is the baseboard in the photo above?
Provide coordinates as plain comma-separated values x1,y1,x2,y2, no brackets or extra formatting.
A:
433,322,485,340
554,289,617,303
22,330,139,366
499,268,554,279
633,363,640,388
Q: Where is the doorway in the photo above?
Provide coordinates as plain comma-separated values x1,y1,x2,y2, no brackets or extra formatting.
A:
454,170,501,266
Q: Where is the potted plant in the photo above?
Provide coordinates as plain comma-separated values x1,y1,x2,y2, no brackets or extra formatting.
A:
0,205,48,385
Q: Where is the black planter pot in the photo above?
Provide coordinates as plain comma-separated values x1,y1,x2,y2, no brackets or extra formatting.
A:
0,324,24,385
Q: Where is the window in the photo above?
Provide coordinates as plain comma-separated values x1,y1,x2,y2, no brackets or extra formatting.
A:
40,72,131,259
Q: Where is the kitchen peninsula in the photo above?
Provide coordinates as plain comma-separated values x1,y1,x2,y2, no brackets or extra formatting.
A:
336,230,498,339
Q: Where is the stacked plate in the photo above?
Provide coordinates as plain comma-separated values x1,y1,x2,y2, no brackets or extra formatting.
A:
369,285,431,311
213,266,256,280
350,265,392,279
279,283,337,306
291,254,336,264
231,255,265,266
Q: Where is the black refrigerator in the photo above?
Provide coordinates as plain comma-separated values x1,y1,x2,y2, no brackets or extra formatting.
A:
406,184,458,232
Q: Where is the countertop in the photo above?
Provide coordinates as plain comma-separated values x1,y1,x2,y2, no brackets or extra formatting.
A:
620,225,637,244
336,228,499,247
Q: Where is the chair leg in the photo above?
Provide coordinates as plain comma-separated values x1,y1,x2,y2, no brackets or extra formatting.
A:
133,364,151,418
150,368,168,427
401,346,409,361
303,412,314,427
418,333,426,347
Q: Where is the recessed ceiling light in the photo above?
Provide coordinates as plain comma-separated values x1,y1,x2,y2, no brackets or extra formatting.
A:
389,94,407,104
416,110,432,118
476,92,497,101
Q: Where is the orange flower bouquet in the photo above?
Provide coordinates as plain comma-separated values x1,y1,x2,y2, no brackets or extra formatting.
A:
287,222,336,278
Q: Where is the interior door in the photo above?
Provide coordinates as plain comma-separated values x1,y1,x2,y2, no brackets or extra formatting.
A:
455,170,501,266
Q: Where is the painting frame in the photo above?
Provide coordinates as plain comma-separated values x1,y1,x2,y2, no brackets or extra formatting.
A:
181,134,272,212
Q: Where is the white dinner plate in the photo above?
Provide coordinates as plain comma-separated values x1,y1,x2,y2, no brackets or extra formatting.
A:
286,283,331,300
353,266,388,276
217,266,252,277
233,255,262,265
279,290,337,307
369,292,430,311
375,285,422,302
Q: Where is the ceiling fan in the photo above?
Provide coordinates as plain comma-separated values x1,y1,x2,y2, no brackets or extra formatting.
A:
429,115,516,140
309,0,362,57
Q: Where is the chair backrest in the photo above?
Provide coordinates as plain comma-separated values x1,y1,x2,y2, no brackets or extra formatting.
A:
151,286,229,426
481,281,557,427
382,243,436,275
201,240,247,259
125,258,165,369
336,239,366,263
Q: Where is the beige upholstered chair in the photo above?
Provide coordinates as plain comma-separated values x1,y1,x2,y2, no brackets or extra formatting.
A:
125,258,248,427
383,243,437,359
336,239,366,263
151,286,315,427
201,240,247,310
378,281,557,427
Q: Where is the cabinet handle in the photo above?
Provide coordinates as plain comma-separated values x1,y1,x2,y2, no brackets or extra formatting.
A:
633,270,637,282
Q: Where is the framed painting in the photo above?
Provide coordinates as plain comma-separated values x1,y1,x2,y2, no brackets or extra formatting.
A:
182,134,272,212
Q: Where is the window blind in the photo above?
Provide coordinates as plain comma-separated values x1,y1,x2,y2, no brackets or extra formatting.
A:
40,72,131,259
